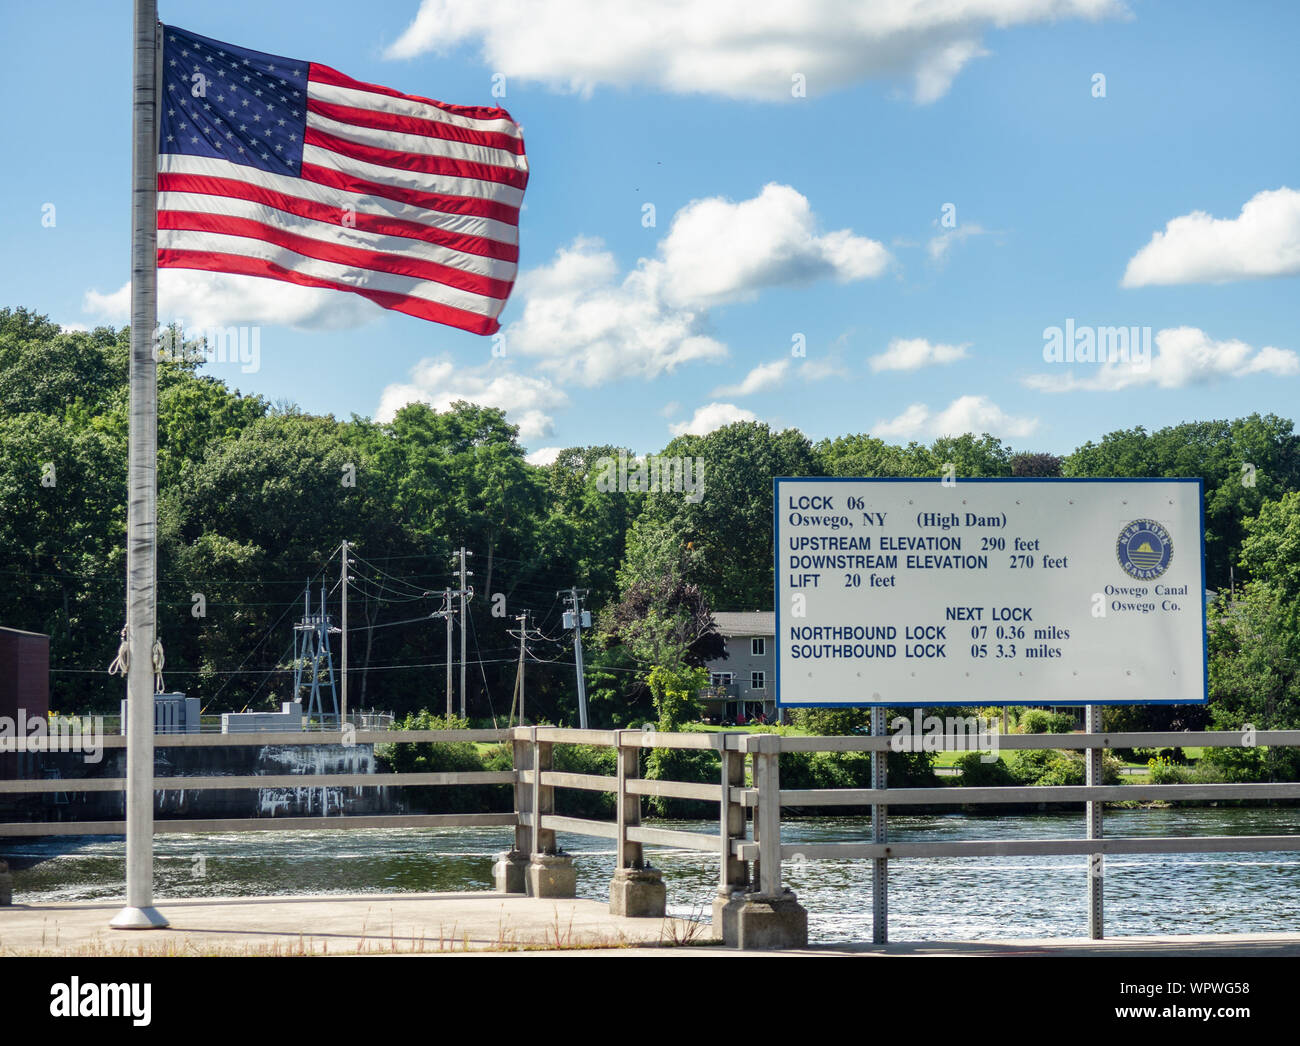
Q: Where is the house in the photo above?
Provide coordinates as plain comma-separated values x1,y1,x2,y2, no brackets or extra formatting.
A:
700,611,775,723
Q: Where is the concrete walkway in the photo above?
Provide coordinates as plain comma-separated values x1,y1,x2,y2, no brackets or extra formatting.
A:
0,892,708,956
3,893,1297,955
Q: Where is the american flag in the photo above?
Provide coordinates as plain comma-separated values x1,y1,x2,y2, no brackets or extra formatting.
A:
157,25,527,335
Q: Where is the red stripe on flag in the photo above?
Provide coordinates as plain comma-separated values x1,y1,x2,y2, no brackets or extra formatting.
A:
305,126,529,191
307,96,525,155
309,63,520,125
158,210,514,300
159,249,502,335
300,162,520,227
158,173,519,262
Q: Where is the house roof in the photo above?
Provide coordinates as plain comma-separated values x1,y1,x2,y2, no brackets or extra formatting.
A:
712,611,775,637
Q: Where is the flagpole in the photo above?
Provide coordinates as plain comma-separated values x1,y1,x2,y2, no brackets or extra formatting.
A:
111,0,167,930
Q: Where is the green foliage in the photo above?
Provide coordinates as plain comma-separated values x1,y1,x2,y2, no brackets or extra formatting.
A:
646,664,707,731
1147,756,1192,784
1011,749,1122,787
7,305,1300,751
1063,414,1300,590
1239,492,1300,603
786,707,869,735
1206,582,1300,781
644,746,720,818
634,421,822,609
953,752,1019,786
378,712,510,813
778,748,936,806
552,744,618,818
1018,709,1077,734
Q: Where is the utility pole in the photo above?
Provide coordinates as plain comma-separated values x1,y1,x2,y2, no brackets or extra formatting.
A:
514,611,528,726
430,588,455,720
561,587,590,729
454,547,473,719
340,540,350,728
508,611,545,726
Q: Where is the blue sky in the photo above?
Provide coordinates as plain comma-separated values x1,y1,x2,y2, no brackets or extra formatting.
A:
3,0,1298,461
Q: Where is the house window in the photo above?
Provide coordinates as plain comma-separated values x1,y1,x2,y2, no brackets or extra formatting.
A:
751,637,765,657
751,671,765,690
710,672,733,687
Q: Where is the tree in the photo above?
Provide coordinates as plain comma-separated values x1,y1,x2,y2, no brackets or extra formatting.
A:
1010,452,1063,477
631,420,821,610
1064,415,1300,590
1238,491,1300,602
599,523,724,671
1205,583,1300,780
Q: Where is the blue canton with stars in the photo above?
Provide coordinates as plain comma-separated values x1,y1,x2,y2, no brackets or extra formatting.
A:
160,25,309,177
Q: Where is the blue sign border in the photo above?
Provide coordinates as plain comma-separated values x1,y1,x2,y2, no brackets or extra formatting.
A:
772,476,1208,708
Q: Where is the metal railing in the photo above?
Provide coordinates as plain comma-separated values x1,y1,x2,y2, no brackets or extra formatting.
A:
3,723,1300,945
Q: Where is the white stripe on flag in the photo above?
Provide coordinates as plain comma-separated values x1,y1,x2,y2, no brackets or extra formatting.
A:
158,229,505,315
159,191,519,280
307,80,525,140
301,144,525,207
307,109,526,170
158,154,519,245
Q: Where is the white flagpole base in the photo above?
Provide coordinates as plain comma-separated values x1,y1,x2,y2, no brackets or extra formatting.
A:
110,905,169,930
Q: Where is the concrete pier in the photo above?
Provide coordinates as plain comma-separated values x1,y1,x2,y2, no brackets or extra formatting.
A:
526,853,576,898
609,866,666,917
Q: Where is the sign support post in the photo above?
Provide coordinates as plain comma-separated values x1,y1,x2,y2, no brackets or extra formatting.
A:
1086,703,1105,939
871,705,888,944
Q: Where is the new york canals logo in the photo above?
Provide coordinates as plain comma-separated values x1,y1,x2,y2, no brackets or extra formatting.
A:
1116,519,1173,580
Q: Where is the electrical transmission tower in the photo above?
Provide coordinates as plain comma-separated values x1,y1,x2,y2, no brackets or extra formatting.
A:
293,580,340,725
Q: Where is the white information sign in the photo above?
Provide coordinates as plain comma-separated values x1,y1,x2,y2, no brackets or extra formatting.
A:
774,478,1206,706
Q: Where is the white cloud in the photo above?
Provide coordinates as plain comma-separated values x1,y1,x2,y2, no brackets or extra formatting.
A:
507,185,887,386
869,337,970,372
1122,187,1300,287
375,356,568,439
800,356,848,381
656,185,889,308
386,0,1126,104
1025,326,1299,392
526,446,564,466
927,222,991,262
84,270,378,330
872,395,1038,439
711,353,847,396
506,237,727,386
668,402,758,436
712,359,790,397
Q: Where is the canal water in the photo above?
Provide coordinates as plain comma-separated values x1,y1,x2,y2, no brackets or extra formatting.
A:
5,807,1299,941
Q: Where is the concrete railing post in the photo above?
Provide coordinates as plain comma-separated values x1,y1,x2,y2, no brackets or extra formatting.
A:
526,730,575,897
712,733,752,940
492,726,531,893
722,733,807,949
1086,704,1104,939
755,736,782,897
712,735,749,915
609,729,664,916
